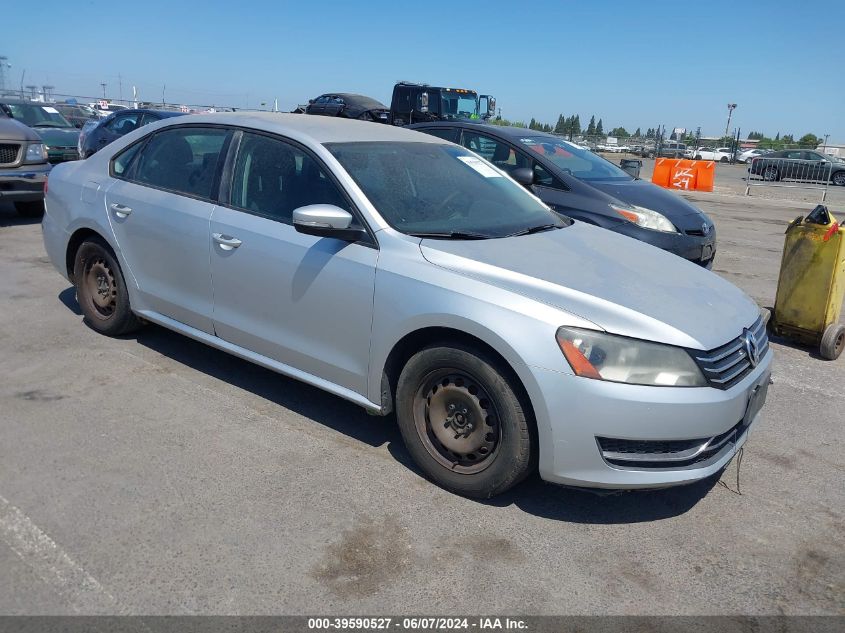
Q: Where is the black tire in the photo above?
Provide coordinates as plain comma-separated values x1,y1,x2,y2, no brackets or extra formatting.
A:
694,155,702,161
14,200,44,218
832,171,845,187
819,324,845,360
395,344,533,498
720,156,729,163
763,166,779,181
73,237,141,336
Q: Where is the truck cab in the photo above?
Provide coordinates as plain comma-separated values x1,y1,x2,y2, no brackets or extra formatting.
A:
389,82,496,126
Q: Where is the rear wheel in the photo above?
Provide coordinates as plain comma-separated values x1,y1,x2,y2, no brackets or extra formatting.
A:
763,166,779,181
694,155,703,161
832,171,845,187
820,324,845,360
395,345,533,498
14,200,44,218
73,237,141,336
720,156,729,163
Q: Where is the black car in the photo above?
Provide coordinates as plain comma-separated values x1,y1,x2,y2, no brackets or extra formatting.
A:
52,103,100,129
410,121,716,267
748,149,845,186
305,93,389,123
78,108,186,158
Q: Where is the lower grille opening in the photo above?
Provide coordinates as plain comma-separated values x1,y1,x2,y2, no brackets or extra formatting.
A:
597,419,747,470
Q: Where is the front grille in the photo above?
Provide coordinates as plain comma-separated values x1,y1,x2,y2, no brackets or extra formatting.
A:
685,227,708,236
597,418,747,469
692,315,769,390
48,147,79,164
0,143,21,165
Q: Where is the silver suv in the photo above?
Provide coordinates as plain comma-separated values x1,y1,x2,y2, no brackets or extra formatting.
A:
42,114,772,498
0,115,50,217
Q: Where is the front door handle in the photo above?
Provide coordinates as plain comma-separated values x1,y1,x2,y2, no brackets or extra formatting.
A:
109,203,132,218
212,233,243,250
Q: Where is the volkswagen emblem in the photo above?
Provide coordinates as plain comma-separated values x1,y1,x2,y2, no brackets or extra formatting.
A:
743,329,760,367
702,222,711,236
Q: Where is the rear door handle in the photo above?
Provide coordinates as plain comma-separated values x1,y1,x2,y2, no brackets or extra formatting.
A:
109,203,132,218
212,233,242,250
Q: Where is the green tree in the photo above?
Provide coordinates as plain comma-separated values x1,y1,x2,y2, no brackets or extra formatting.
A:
798,133,820,148
554,114,566,134
595,118,604,136
529,117,538,130
571,114,581,138
609,126,629,138
774,132,780,141
586,115,596,136
634,127,642,137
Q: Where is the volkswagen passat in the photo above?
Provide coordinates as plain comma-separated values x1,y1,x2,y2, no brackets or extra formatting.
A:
42,113,771,498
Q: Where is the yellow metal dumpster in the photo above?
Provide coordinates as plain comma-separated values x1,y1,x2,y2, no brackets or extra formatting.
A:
771,205,845,360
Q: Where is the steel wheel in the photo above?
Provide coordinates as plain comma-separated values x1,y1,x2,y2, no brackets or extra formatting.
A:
833,171,845,187
763,166,779,181
82,256,118,320
412,369,501,474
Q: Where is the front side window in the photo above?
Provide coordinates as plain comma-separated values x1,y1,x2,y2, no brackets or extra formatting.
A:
518,136,631,182
229,132,350,223
132,127,229,199
327,141,564,238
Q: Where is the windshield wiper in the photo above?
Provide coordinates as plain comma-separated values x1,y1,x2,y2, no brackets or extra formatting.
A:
408,231,493,240
503,223,564,238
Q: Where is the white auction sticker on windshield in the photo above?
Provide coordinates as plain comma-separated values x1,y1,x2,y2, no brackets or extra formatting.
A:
457,156,502,178
42,106,59,114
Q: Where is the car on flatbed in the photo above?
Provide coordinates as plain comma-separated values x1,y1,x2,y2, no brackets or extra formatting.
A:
42,113,770,498
0,115,50,216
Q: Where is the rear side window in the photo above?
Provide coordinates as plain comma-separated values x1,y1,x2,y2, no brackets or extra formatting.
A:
112,141,144,178
132,127,229,199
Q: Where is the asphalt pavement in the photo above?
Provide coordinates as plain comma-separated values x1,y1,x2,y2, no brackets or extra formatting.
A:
0,192,843,616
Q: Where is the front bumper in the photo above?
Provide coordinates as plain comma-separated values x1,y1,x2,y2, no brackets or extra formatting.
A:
47,148,80,164
611,221,716,266
0,163,51,202
531,350,772,489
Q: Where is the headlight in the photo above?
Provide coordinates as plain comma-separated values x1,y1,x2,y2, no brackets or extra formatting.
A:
556,327,707,387
612,204,678,233
24,143,48,163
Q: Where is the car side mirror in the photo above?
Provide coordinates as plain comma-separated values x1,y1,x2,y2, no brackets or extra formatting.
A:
293,204,366,242
510,167,534,187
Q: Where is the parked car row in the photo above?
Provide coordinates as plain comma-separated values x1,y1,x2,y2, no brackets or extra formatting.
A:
42,113,771,498
748,150,845,186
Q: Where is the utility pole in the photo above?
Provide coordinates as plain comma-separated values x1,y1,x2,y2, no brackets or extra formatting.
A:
19,69,25,99
42,85,54,101
823,134,829,153
0,56,9,92
161,84,166,107
725,103,737,138
100,82,107,99
118,73,123,104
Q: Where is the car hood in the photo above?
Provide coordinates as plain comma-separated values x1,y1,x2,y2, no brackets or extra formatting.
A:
419,223,758,350
0,117,41,142
587,178,712,232
32,127,80,148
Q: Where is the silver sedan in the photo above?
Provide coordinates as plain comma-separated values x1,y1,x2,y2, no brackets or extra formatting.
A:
41,113,772,498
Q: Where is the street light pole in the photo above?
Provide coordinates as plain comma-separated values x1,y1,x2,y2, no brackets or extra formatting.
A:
725,103,737,138
100,82,107,99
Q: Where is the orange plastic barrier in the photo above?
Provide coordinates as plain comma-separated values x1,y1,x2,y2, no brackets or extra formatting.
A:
651,159,714,192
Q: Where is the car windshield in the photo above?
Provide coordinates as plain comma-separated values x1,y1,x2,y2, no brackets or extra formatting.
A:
519,136,632,182
4,103,74,128
440,91,478,119
327,141,565,238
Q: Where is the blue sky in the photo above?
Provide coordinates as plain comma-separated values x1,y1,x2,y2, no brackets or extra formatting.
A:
5,0,844,139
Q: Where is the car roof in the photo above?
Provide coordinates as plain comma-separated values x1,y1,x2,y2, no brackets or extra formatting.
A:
408,120,563,141
106,108,185,117
160,112,444,144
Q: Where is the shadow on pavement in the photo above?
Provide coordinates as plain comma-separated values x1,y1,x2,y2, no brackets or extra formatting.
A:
0,203,41,228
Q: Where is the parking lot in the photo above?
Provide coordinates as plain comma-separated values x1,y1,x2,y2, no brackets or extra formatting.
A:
0,190,843,616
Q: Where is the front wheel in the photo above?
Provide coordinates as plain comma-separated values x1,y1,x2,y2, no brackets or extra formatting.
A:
720,156,729,163
694,155,703,161
395,345,534,498
73,237,142,336
14,200,44,217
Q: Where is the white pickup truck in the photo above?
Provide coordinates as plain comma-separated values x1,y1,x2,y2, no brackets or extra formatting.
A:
692,147,733,162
